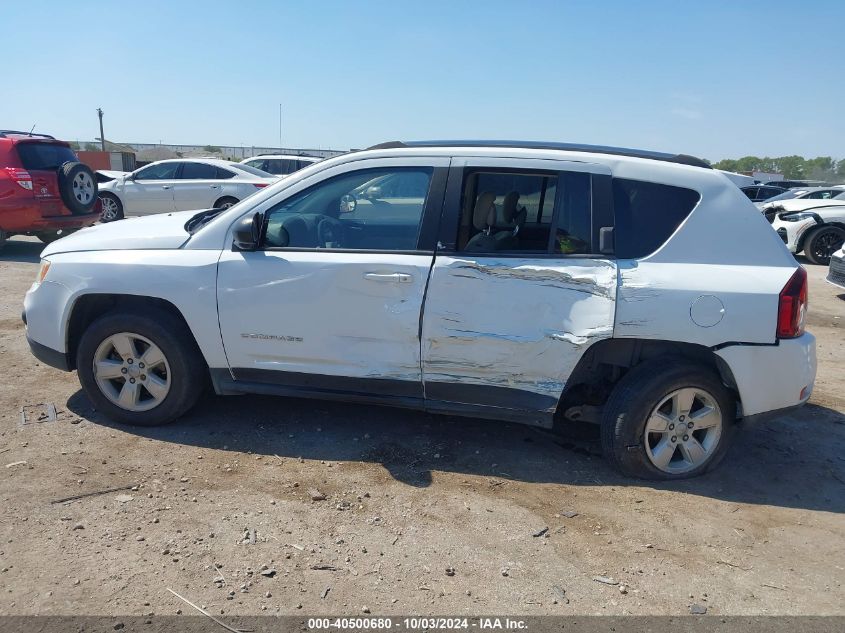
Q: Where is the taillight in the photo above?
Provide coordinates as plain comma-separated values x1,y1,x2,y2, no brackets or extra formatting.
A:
5,167,33,190
253,183,268,189
777,267,808,339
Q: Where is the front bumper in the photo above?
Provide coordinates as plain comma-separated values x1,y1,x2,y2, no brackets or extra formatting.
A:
827,252,845,289
26,334,71,371
715,333,816,417
771,216,818,253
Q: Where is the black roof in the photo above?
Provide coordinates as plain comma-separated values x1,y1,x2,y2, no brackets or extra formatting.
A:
367,140,711,169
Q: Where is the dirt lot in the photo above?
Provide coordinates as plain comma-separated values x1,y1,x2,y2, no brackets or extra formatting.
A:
1,236,843,617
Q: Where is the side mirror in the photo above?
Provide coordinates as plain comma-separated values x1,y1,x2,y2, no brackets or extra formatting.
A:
339,194,357,214
233,213,262,251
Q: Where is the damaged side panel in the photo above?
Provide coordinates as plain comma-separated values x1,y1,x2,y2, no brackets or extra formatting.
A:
421,256,618,423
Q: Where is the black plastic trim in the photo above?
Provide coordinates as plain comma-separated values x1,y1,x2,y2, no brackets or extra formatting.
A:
27,336,71,371
232,368,423,398
209,368,555,427
423,381,557,412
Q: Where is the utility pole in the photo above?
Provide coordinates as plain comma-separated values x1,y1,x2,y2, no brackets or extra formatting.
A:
279,103,282,151
97,108,105,151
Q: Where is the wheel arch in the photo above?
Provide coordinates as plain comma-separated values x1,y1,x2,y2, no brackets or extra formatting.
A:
555,337,740,420
66,293,208,374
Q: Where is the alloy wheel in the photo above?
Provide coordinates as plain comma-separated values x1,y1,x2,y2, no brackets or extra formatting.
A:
73,171,95,205
93,332,171,412
100,196,119,221
643,387,723,474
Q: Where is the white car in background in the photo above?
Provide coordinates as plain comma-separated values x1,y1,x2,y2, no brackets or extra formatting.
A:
240,154,322,177
97,159,277,221
828,245,845,289
755,186,845,210
769,197,845,265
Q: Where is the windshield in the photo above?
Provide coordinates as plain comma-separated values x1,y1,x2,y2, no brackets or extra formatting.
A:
15,142,77,170
232,163,274,178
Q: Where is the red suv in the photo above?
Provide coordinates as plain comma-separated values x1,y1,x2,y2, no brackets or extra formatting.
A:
0,130,100,250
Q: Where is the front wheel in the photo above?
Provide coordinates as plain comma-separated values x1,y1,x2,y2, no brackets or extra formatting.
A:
76,308,206,426
600,359,736,480
99,193,124,222
804,226,845,266
214,196,239,209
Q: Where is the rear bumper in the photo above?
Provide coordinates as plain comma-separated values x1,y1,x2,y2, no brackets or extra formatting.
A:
715,333,816,417
0,201,98,233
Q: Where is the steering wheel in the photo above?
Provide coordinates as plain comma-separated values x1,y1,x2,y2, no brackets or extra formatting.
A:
317,216,344,248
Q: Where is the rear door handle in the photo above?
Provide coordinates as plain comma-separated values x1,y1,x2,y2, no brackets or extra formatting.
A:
363,272,413,283
161,185,171,190
210,185,220,189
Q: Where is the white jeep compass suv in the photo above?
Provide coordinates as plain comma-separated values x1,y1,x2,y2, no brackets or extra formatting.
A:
22,141,817,480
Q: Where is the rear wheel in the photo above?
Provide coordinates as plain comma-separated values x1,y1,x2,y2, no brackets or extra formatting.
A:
214,196,239,209
600,358,736,480
804,226,845,265
99,193,124,222
76,308,206,426
58,162,98,215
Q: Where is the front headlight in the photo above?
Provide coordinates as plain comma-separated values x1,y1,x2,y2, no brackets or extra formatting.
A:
780,212,816,222
35,258,51,284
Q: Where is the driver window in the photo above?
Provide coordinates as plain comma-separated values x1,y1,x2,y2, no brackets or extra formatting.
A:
263,168,433,251
135,162,180,180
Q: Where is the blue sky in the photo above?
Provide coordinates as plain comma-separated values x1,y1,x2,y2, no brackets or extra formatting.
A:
2,1,842,160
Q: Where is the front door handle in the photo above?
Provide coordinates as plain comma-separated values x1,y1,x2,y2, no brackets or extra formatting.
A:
363,272,413,283
210,185,220,189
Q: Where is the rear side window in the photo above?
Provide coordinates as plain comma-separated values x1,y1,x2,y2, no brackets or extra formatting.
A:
16,143,77,170
613,178,700,258
180,162,218,179
216,167,236,179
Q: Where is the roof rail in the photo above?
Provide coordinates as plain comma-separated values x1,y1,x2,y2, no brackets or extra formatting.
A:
366,140,711,169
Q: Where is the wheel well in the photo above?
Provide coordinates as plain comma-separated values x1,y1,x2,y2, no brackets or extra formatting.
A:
798,221,845,253
555,338,739,422
66,294,205,371
214,195,239,207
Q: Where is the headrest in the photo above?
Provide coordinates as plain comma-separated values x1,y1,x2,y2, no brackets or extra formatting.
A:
473,191,497,231
502,191,520,223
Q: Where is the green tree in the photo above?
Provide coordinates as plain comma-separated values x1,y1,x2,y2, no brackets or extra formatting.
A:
713,158,739,172
836,159,845,179
203,145,222,154
83,142,99,151
774,156,805,180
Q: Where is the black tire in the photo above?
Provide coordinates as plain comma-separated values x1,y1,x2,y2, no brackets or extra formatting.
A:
98,193,124,222
35,229,77,244
76,307,206,426
57,162,98,215
214,196,239,209
803,225,845,266
600,357,736,480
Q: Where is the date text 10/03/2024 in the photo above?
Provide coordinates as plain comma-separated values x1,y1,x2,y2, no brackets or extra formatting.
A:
307,618,528,630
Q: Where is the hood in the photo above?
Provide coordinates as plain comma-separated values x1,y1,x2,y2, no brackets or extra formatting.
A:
95,170,129,182
762,198,845,213
42,210,197,256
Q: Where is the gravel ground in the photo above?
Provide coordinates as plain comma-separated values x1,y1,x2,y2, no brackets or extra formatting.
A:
0,235,843,617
